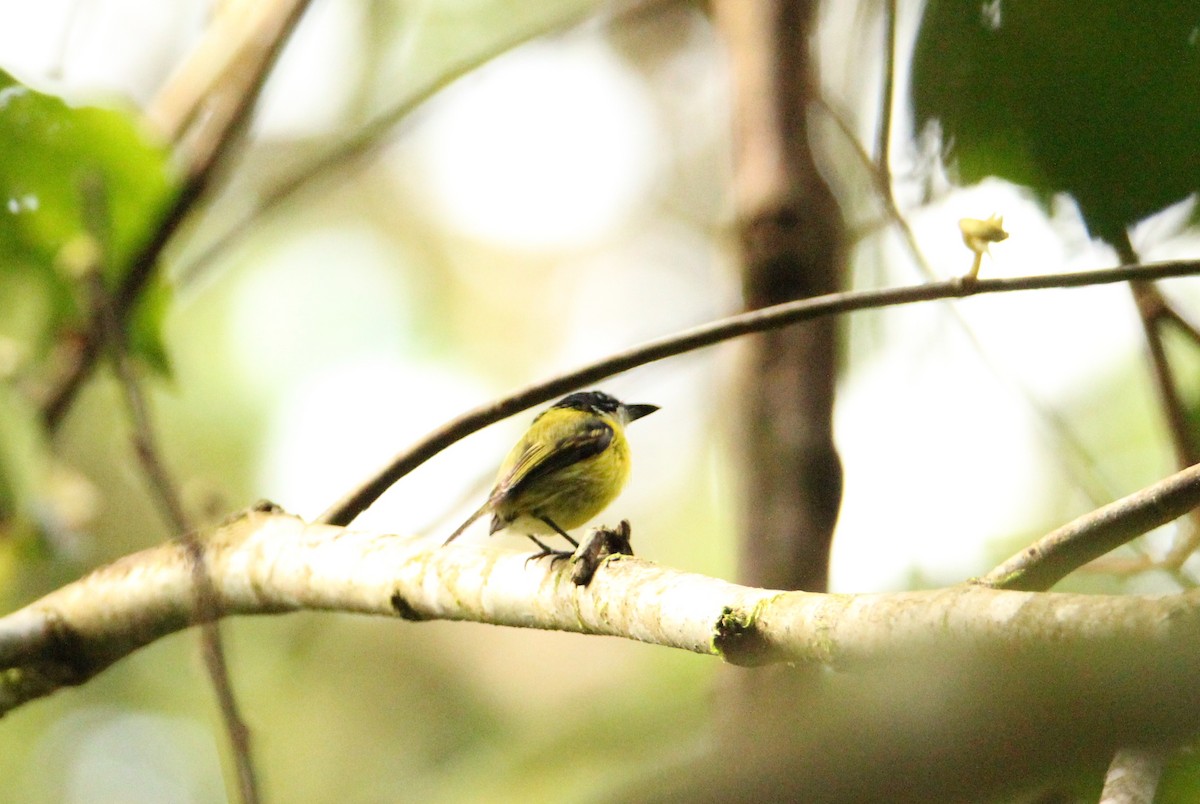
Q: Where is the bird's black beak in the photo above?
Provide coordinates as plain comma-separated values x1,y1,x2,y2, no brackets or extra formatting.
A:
624,403,659,422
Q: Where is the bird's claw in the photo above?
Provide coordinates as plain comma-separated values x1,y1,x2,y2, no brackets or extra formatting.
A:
524,548,574,568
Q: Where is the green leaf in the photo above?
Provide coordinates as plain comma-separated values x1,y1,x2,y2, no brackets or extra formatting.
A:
130,273,174,376
911,0,1200,248
0,68,177,366
1159,738,1200,803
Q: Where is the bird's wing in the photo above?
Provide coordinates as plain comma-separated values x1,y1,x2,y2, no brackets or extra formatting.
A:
493,421,613,503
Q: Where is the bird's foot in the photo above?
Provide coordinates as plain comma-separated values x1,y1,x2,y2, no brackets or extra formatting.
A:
523,533,574,567
524,547,574,568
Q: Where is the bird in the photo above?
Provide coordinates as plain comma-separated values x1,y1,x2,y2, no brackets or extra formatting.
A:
443,390,658,560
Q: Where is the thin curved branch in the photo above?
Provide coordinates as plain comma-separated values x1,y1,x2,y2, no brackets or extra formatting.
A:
319,259,1200,526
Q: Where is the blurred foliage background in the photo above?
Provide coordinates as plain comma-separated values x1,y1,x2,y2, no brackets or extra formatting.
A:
0,0,1198,801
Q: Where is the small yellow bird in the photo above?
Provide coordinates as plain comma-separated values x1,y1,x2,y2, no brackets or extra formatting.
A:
443,390,658,559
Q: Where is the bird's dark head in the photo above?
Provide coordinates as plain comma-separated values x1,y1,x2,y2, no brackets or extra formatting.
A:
552,391,658,424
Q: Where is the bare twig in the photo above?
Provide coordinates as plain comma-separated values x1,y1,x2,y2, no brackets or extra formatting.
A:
1122,244,1199,472
319,259,1200,527
1136,285,1199,464
817,98,935,281
79,178,261,804
1097,236,1200,804
1158,293,1200,346
80,184,190,535
174,0,670,291
876,0,897,181
1114,233,1200,580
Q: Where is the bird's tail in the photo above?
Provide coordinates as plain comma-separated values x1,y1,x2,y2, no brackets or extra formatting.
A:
443,503,490,546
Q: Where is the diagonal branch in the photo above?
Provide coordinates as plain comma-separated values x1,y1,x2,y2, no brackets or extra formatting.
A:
1100,746,1168,804
319,259,1200,527
174,0,675,291
40,0,315,431
978,462,1200,592
80,177,261,804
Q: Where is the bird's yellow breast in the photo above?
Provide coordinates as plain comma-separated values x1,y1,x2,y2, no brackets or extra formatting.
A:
490,410,632,534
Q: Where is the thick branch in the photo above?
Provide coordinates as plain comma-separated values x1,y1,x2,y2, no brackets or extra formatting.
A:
6,508,1200,719
1101,746,1168,804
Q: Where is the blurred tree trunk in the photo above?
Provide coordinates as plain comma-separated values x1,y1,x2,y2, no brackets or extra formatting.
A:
713,0,845,594
709,0,846,763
